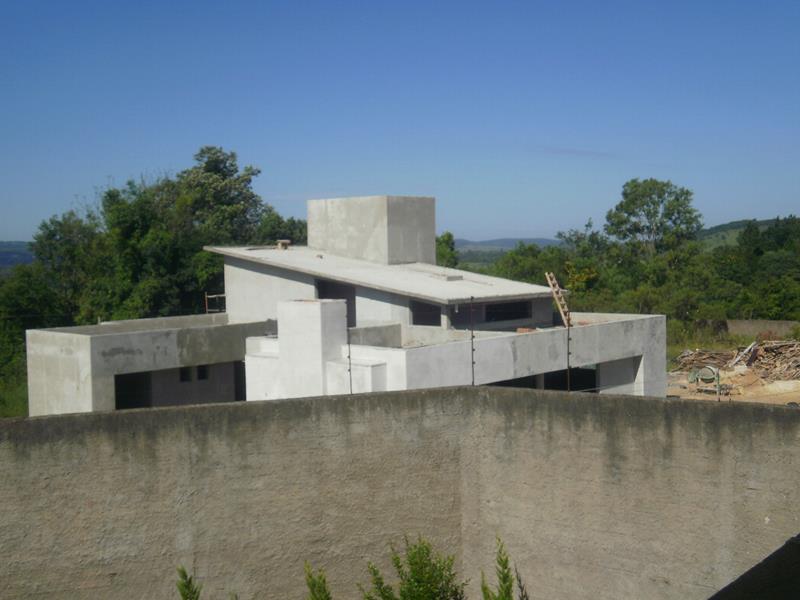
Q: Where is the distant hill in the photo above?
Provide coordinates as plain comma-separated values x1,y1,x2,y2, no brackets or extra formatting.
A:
455,237,559,251
698,218,778,249
0,242,33,270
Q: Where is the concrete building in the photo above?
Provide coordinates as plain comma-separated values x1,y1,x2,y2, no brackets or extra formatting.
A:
26,195,666,416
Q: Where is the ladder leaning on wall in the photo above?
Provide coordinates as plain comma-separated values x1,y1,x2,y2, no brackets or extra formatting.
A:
545,272,571,327
545,272,572,391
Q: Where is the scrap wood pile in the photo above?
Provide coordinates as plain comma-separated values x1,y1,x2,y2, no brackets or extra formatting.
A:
672,349,735,371
673,341,800,381
734,341,800,381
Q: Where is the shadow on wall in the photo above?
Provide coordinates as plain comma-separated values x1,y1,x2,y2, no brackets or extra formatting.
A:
708,534,800,600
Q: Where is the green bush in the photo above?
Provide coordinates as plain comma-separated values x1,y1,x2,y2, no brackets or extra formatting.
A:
177,536,530,599
176,567,202,600
360,536,466,600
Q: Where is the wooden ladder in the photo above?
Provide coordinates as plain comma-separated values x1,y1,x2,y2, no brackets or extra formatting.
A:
545,272,571,327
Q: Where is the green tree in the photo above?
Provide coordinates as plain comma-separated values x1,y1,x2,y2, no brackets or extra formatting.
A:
360,537,466,600
604,178,702,256
436,231,459,267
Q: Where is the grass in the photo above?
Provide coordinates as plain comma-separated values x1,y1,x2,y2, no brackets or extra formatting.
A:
666,322,754,368
0,376,28,418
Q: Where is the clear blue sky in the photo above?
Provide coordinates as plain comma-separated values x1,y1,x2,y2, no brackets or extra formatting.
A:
1,0,798,241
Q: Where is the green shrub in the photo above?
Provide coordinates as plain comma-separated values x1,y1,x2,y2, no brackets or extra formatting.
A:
360,536,466,600
176,567,202,600
305,563,333,600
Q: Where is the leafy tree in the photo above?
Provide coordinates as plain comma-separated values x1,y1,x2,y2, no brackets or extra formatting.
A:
256,205,307,245
359,536,466,600
436,231,459,267
604,178,702,256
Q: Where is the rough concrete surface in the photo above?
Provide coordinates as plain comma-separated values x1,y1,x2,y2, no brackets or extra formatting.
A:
1,387,799,599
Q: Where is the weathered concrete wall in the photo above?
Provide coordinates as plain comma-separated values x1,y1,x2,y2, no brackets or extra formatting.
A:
26,330,93,416
3,388,797,599
726,319,799,338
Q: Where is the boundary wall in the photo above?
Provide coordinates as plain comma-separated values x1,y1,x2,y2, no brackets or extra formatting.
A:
1,387,799,599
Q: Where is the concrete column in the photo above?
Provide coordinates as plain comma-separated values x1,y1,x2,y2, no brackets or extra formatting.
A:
440,305,451,329
276,299,347,398
597,356,643,395
534,373,545,390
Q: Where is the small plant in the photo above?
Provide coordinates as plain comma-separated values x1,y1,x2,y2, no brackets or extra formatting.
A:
176,566,202,600
359,536,466,600
481,539,513,600
481,539,529,600
305,562,333,600
514,567,530,600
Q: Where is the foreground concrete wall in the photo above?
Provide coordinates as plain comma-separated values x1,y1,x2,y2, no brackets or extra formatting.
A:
2,388,798,599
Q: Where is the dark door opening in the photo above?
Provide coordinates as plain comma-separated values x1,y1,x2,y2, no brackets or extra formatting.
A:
316,279,356,327
115,371,153,409
233,361,246,401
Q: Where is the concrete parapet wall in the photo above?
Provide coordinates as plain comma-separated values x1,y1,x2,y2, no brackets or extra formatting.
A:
726,319,799,338
27,319,275,416
2,388,798,599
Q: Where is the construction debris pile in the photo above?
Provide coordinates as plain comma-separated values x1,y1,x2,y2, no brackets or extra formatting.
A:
673,341,800,381
673,349,735,371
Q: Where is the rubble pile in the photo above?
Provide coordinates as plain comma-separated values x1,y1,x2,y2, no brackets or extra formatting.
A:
734,341,800,381
672,349,736,371
674,341,800,381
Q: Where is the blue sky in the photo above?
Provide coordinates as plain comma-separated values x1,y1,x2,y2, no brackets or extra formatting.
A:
1,0,798,241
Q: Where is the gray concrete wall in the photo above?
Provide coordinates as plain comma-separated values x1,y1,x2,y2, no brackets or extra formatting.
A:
149,363,237,407
307,196,435,265
26,330,93,416
348,323,403,348
386,196,436,264
3,388,798,600
726,319,799,338
224,256,316,323
27,320,273,416
355,286,411,325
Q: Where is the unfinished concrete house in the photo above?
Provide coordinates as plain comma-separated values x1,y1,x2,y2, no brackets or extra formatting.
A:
26,195,666,416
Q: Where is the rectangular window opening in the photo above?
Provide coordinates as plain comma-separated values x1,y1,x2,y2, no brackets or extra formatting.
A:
197,365,209,380
410,300,441,326
485,301,532,323
179,367,192,382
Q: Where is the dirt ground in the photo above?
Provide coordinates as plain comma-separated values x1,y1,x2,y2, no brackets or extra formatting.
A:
667,368,800,406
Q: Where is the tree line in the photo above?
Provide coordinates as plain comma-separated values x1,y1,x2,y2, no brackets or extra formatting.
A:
440,179,800,340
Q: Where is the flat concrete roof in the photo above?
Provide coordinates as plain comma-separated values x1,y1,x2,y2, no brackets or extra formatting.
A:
39,314,231,336
206,245,552,305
